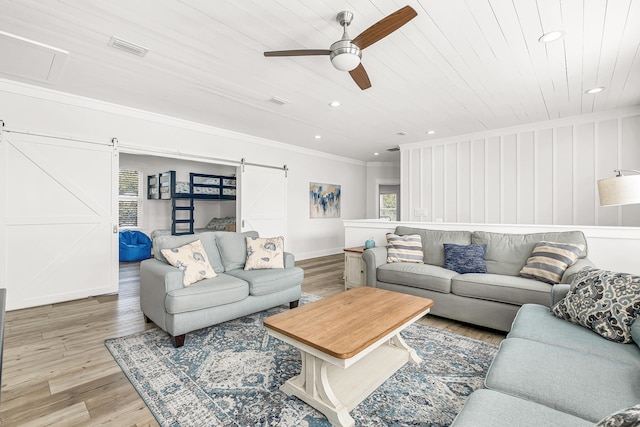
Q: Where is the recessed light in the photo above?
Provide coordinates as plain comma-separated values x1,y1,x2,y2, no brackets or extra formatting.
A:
585,86,605,94
426,130,436,135
374,152,379,156
538,30,565,43
329,101,341,108
314,135,322,139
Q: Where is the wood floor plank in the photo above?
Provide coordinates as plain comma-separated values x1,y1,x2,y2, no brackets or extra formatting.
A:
0,253,504,425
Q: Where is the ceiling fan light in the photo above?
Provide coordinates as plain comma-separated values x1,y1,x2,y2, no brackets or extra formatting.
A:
330,52,360,71
329,40,361,71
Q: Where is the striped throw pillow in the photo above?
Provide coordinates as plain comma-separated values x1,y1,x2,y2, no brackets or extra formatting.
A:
520,241,585,284
386,233,424,263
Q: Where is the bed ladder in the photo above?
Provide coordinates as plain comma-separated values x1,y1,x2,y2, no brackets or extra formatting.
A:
171,197,194,235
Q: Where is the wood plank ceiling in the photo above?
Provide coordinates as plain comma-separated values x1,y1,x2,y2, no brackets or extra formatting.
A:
0,0,638,161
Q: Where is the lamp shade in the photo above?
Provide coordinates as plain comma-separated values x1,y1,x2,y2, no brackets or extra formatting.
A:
597,174,640,206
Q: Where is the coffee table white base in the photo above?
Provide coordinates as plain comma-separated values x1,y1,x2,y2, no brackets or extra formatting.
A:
268,314,425,427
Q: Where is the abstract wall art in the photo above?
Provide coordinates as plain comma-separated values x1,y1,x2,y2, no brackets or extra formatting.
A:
309,182,341,218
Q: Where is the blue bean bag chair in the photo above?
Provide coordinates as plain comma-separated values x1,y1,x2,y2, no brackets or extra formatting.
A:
119,230,152,262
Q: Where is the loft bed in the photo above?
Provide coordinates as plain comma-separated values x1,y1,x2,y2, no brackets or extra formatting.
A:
147,170,236,236
147,171,237,200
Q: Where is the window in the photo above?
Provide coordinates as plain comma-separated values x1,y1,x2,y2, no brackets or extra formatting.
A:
379,184,400,220
119,169,143,228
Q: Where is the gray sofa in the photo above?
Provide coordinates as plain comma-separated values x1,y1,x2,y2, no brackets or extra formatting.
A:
362,226,593,331
451,285,640,426
140,231,303,347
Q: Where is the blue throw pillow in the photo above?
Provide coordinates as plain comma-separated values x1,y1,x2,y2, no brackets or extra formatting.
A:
443,243,487,274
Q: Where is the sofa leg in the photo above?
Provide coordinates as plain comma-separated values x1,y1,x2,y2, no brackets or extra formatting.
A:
289,300,299,309
143,314,152,324
172,334,186,348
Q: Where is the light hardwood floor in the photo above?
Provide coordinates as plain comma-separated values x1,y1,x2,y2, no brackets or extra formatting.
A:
0,254,504,426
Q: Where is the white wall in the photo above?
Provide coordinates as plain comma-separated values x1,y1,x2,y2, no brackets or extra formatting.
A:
119,154,237,235
401,107,640,227
0,79,367,260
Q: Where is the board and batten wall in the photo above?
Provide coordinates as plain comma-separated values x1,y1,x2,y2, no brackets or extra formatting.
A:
401,107,640,227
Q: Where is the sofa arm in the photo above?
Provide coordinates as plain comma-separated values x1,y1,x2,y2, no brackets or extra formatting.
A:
284,252,295,269
140,259,184,328
362,246,388,287
551,284,571,306
560,258,595,284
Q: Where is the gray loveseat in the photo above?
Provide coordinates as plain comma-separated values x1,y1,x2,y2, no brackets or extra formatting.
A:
140,231,303,347
362,226,593,331
451,285,640,426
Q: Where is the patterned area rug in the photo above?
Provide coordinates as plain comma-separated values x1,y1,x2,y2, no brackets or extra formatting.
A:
105,293,498,426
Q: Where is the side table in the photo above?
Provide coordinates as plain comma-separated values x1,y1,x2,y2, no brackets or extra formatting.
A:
343,246,367,290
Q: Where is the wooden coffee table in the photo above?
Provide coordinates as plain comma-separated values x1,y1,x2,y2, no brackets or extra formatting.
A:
263,286,434,427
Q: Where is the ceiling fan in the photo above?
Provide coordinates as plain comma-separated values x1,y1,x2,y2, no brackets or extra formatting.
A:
264,5,417,90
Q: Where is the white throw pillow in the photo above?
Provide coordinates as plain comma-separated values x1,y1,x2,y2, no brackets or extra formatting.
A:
161,239,217,286
244,236,284,270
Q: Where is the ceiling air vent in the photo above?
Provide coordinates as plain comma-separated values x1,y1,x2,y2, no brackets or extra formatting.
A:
387,147,400,152
108,36,149,57
268,96,290,106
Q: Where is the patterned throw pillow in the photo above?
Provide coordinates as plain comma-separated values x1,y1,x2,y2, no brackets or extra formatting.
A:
632,321,640,350
443,243,487,274
160,239,217,287
596,404,640,427
244,236,284,270
386,233,423,263
552,267,640,343
520,241,585,284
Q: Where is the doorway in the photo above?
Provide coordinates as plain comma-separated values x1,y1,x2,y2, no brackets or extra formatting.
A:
379,184,400,221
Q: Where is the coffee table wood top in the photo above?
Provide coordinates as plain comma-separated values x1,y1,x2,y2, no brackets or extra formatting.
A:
264,287,434,359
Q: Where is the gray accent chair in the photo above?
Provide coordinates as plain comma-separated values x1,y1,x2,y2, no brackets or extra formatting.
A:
362,227,593,331
140,231,303,347
451,286,640,426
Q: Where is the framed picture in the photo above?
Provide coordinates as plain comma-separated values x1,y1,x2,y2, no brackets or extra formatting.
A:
309,182,341,218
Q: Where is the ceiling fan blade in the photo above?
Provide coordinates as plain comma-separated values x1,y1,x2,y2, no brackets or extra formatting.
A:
352,5,417,50
349,64,371,90
264,49,331,57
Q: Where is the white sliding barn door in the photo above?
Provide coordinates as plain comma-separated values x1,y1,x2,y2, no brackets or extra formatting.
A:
0,131,117,310
239,165,287,239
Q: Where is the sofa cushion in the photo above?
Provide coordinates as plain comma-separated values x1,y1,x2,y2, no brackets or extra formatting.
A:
216,231,259,271
552,267,640,343
386,233,424,263
451,274,551,306
485,338,640,423
395,226,471,266
472,230,588,276
596,404,640,427
160,239,217,287
377,262,456,293
520,241,585,284
165,273,248,314
443,243,487,274
244,236,284,270
451,389,594,427
508,304,640,366
153,232,224,273
225,267,304,296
